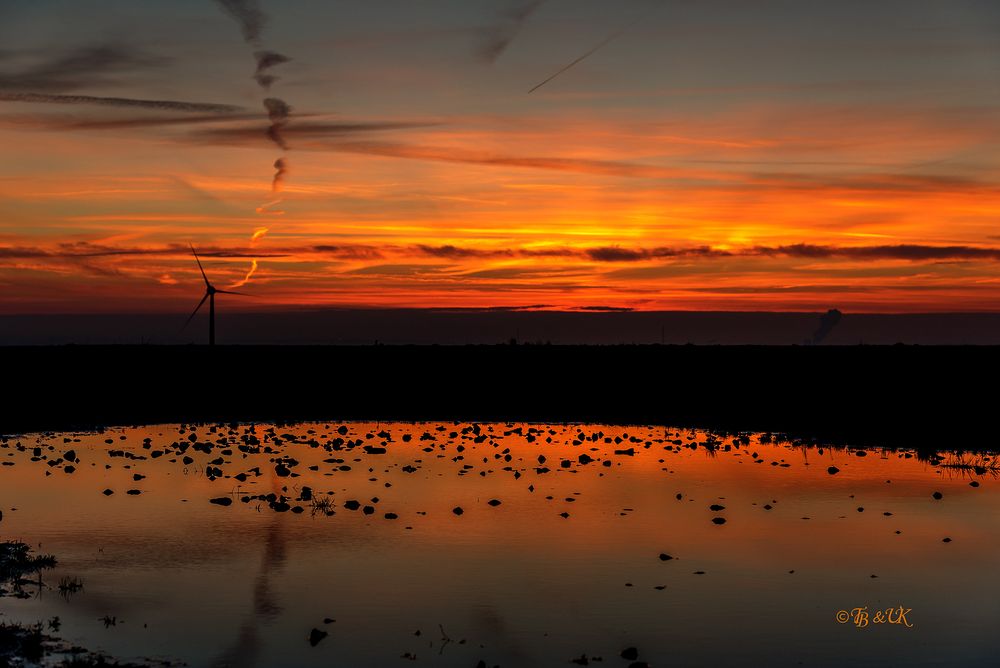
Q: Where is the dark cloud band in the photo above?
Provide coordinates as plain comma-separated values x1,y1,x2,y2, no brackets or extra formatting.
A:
0,91,243,113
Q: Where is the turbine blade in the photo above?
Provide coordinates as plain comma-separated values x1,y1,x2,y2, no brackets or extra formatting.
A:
190,243,210,287
181,292,209,331
216,289,251,296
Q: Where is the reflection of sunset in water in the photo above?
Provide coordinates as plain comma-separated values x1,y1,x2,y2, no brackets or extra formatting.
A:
1,422,997,666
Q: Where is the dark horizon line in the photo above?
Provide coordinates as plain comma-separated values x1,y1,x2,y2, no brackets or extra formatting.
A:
6,307,1000,316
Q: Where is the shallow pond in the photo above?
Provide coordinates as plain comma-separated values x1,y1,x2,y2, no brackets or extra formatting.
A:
1,422,997,667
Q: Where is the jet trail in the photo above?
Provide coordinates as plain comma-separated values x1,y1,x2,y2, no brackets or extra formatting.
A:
528,9,654,93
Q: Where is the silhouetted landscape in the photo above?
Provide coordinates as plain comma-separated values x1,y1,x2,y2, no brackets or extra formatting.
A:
5,309,1000,345
3,343,995,450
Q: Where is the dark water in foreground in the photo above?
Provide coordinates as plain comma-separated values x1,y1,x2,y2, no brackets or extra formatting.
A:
1,422,998,667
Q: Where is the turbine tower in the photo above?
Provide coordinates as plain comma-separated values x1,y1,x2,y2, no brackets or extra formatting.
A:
184,244,247,345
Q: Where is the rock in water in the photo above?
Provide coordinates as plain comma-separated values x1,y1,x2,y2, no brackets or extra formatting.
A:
308,628,328,647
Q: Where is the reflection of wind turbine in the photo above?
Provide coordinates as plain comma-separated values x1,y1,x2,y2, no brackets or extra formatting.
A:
184,244,248,346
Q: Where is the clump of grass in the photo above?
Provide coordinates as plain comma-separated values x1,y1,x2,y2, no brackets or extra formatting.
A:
0,545,173,667
0,621,47,664
59,576,85,599
940,453,1000,478
310,495,335,517
0,541,57,596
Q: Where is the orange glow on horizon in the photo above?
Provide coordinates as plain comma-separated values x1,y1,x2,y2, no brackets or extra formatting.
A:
3,94,1000,313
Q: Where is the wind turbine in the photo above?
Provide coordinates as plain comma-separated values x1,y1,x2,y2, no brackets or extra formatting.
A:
183,244,248,345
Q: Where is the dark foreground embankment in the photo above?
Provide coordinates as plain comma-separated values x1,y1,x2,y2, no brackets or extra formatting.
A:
3,345,996,449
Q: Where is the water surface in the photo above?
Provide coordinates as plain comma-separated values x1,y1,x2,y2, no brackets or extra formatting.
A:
1,422,997,667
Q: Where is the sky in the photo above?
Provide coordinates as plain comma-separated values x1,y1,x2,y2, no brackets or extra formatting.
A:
3,0,1000,314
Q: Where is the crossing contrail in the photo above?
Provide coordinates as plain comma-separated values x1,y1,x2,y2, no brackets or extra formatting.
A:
528,8,657,93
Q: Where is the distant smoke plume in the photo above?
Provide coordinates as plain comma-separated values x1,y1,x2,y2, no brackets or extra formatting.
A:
480,0,547,63
812,309,843,345
213,0,267,45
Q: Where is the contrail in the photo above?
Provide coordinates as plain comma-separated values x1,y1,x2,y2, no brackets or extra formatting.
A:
212,0,294,288
230,258,259,288
481,0,547,63
256,158,287,214
270,157,287,192
263,97,290,149
254,50,291,88
528,11,650,93
213,0,267,45
0,91,242,113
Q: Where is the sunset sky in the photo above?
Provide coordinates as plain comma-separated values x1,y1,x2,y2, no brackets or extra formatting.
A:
3,0,1000,313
